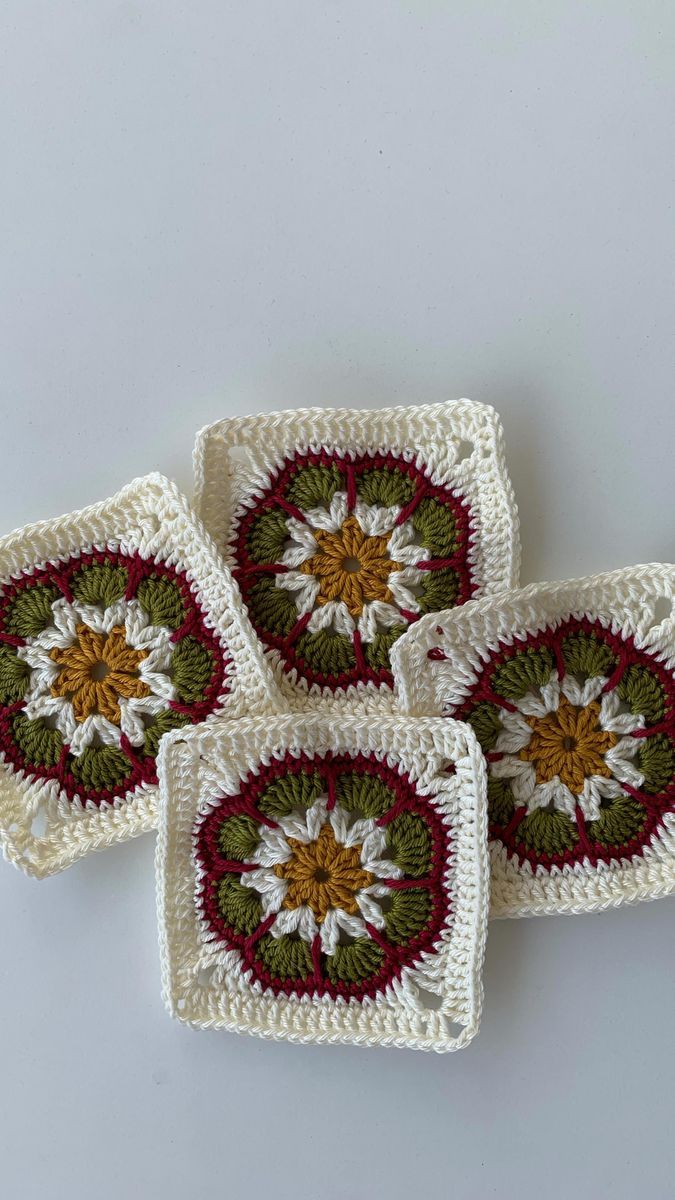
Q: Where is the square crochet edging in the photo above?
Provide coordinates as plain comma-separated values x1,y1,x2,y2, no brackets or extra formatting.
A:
192,399,520,713
391,564,675,918
0,473,283,878
156,713,489,1051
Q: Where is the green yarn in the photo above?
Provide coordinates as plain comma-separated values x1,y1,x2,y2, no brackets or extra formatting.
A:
218,814,260,861
285,464,344,509
363,626,407,671
247,511,289,565
325,937,384,986
587,796,646,849
384,889,432,946
518,808,579,856
255,932,313,981
356,467,415,508
258,770,325,819
0,646,29,704
561,631,616,679
71,563,127,608
217,876,263,936
487,777,516,827
5,583,59,637
11,714,63,767
136,575,185,629
335,771,396,819
143,709,190,757
418,568,459,614
295,629,356,675
386,812,432,877
617,665,665,725
172,637,214,703
467,702,503,753
246,576,297,637
637,734,674,794
492,647,555,701
412,498,457,557
71,745,132,791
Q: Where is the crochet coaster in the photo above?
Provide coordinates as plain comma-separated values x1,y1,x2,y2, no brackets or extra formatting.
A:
193,400,520,711
0,474,280,878
156,714,488,1051
392,566,675,917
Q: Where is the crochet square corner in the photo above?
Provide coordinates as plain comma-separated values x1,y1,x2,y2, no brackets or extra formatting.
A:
0,473,281,879
193,400,520,712
391,565,675,917
156,714,489,1051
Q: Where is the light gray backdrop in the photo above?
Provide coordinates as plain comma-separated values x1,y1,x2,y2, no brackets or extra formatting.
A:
1,3,674,1198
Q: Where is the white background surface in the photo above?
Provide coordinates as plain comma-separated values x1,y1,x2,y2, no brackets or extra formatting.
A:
2,4,675,1198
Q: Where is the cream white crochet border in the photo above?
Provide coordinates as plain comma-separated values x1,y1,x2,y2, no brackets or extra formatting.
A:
0,473,281,879
156,714,489,1052
193,399,520,713
391,565,675,918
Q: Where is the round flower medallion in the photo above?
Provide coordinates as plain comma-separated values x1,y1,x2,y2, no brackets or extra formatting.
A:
195,752,452,1001
0,550,229,805
233,449,474,690
457,618,675,870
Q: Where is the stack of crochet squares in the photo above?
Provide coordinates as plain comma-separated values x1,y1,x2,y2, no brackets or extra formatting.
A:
1,400,673,1052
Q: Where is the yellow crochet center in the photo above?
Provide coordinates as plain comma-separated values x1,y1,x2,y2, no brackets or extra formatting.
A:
298,515,402,617
274,824,375,923
50,624,150,724
519,696,617,793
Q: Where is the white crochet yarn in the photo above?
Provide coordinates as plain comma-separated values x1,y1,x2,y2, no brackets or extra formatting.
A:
156,714,489,1052
0,474,281,879
391,565,675,918
193,399,520,714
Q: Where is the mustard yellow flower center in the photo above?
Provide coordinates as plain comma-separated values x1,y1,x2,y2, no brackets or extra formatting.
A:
274,823,374,923
298,515,402,617
50,623,150,725
519,695,618,793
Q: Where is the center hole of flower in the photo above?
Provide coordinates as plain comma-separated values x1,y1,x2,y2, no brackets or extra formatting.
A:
313,866,331,884
90,660,110,682
562,735,577,752
342,556,362,574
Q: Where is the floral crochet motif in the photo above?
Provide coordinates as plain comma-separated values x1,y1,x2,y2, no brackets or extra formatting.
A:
459,618,675,870
0,550,226,806
298,515,402,616
158,714,489,1050
233,450,474,691
50,624,150,724
392,568,675,916
195,751,451,1001
518,696,617,793
273,824,375,923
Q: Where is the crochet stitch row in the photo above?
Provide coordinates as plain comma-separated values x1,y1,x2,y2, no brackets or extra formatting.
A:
392,565,675,917
194,399,521,712
156,714,489,1051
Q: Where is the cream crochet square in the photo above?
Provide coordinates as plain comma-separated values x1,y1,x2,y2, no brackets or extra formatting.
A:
193,400,520,713
392,566,675,917
156,714,489,1051
0,473,281,878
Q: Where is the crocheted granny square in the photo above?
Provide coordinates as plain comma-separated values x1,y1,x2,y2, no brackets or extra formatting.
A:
0,474,280,878
193,400,520,711
156,714,488,1051
392,566,675,917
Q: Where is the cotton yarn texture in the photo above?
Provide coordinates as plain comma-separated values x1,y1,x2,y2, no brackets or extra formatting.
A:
156,714,489,1051
392,567,675,917
1,396,672,1054
0,474,280,878
193,400,520,713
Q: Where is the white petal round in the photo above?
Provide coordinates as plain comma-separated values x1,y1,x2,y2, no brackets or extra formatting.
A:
491,755,537,803
270,905,317,943
494,710,533,754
